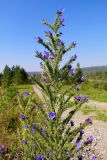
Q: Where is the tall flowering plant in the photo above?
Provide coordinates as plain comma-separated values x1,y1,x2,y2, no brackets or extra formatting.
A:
17,9,94,160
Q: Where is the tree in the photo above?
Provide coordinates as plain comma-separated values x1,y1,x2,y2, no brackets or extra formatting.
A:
17,9,94,160
2,65,12,88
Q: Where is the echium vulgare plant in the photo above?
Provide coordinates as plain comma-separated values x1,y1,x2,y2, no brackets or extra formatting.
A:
17,9,96,160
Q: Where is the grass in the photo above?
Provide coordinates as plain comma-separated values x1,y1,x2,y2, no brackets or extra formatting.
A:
81,105,107,122
16,84,33,93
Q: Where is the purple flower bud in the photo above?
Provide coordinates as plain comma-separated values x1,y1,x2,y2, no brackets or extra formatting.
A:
78,154,83,160
85,118,92,124
80,130,84,136
71,54,77,61
20,114,25,120
0,145,4,152
44,51,49,59
84,96,89,101
76,141,82,148
59,32,63,35
75,85,80,91
24,125,28,129
36,36,43,43
92,156,97,160
87,136,93,143
74,95,83,101
49,112,56,119
40,128,47,134
43,77,50,83
42,19,48,24
23,92,29,96
35,51,42,56
22,140,27,145
68,64,72,69
32,122,38,128
69,70,76,75
79,76,86,82
37,155,44,160
31,128,36,133
45,31,52,36
57,8,64,14
71,41,77,47
33,144,37,148
70,120,74,126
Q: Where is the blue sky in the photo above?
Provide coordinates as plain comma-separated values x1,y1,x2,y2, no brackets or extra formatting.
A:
0,0,107,72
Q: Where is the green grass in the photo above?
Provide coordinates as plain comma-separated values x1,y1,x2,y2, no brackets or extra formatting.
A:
81,105,107,122
16,84,33,93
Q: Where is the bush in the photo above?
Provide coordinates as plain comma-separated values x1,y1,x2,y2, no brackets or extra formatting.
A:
15,9,95,160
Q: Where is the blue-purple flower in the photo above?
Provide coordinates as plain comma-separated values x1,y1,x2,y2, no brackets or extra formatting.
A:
24,125,28,129
85,118,92,124
32,122,38,128
87,136,93,143
36,37,43,43
33,144,37,148
57,8,64,14
68,64,72,69
71,41,77,47
70,120,74,126
20,114,25,120
74,95,83,101
92,155,97,160
80,130,84,136
37,155,44,160
79,76,86,82
69,70,76,75
45,31,52,36
43,77,50,83
71,54,77,61
31,128,36,133
76,141,82,148
75,85,80,91
0,145,4,152
23,92,29,96
78,154,83,160
22,140,27,145
44,51,49,59
49,112,56,119
84,96,89,101
40,128,47,134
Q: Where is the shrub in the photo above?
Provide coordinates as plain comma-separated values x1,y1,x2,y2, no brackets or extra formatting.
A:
16,9,95,160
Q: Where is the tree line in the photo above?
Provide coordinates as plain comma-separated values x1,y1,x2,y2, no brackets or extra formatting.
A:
0,65,29,88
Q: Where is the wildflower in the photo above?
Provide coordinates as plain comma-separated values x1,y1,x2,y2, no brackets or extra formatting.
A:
44,51,49,59
23,92,29,96
0,145,4,152
59,32,63,35
79,76,86,82
45,31,52,36
69,70,76,75
92,155,97,160
36,37,43,43
70,120,74,126
31,128,36,133
24,125,28,129
20,114,25,120
74,95,83,101
71,54,77,61
32,122,38,128
79,130,84,136
78,154,83,160
33,144,37,148
76,141,82,148
40,128,47,134
68,64,72,69
43,77,50,83
49,112,56,119
57,8,64,14
37,155,44,160
71,41,77,47
75,85,80,91
42,19,48,24
22,140,27,145
85,118,92,124
84,96,89,101
87,136,93,143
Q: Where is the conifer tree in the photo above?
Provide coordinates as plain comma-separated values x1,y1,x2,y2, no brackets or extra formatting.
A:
2,65,12,88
